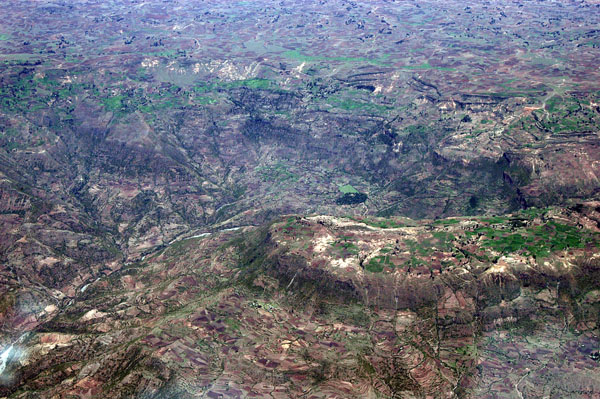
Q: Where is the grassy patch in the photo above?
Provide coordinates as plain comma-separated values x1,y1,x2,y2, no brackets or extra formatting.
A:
281,216,308,236
432,231,456,251
455,343,478,358
349,216,409,229
326,96,391,113
546,95,562,113
405,239,433,257
256,162,298,183
477,220,597,259
339,184,359,194
142,49,180,59
195,96,216,105
102,95,125,112
404,124,427,135
365,255,392,273
327,303,370,327
330,236,359,257
194,78,275,93
225,317,241,331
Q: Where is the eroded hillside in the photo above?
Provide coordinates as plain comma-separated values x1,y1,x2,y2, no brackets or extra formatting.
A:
1,205,599,398
1,0,600,397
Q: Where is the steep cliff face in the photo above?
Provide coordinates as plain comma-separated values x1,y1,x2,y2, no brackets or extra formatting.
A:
1,207,599,398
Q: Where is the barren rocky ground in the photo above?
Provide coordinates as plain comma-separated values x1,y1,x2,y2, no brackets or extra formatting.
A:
1,0,600,397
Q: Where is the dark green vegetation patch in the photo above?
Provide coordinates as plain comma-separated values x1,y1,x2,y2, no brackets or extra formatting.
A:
336,192,368,205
